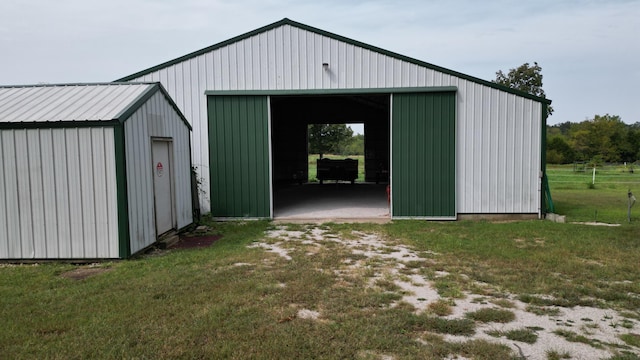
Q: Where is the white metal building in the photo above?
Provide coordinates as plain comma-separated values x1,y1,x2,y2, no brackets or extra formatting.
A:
119,18,552,219
0,83,193,260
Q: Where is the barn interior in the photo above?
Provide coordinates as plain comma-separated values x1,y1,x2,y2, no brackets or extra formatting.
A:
270,94,391,219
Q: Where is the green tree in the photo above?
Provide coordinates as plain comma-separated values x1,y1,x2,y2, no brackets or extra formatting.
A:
568,114,629,163
554,121,573,136
546,149,564,165
308,124,353,158
546,136,575,164
343,134,364,156
494,62,553,117
625,123,640,162
620,130,640,163
568,123,592,161
547,117,638,164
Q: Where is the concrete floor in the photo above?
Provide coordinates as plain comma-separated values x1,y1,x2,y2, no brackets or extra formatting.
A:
273,182,390,220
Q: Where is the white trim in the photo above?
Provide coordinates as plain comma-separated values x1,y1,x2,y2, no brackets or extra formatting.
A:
267,96,274,219
454,93,458,220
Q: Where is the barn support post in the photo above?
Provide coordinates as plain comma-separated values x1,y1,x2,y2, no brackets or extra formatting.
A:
540,102,554,216
114,123,131,258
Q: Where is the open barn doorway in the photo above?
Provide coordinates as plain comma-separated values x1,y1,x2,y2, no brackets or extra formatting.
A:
270,94,390,220
307,123,363,185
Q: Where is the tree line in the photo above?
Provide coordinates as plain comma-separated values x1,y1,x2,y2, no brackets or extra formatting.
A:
547,115,640,165
308,124,364,157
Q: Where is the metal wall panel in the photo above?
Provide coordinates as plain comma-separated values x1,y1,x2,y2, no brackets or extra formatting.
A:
26,130,46,257
0,128,119,259
124,91,193,255
40,130,58,257
130,23,542,215
391,92,456,218
456,84,541,214
0,131,20,258
207,96,270,218
14,130,34,257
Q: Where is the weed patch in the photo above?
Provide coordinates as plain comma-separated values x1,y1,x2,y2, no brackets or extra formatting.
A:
421,316,476,336
447,339,515,359
553,329,605,349
490,298,517,308
427,299,453,316
620,333,640,347
525,305,563,317
546,349,572,359
486,328,538,344
374,278,401,292
434,278,464,299
465,308,516,323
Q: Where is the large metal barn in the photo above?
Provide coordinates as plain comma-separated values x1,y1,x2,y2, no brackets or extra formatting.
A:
119,18,551,220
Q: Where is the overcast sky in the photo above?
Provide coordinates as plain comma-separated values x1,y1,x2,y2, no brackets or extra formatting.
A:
1,0,638,126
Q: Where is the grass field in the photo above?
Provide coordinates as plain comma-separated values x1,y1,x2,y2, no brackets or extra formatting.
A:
1,163,639,359
547,164,640,224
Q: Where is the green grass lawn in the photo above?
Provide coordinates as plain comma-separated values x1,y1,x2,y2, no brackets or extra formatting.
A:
1,164,639,359
547,164,640,224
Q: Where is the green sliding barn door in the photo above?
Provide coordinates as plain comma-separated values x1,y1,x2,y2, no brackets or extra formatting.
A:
391,92,456,218
207,96,270,218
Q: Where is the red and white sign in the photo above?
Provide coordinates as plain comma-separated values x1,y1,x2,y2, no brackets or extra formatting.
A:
156,162,164,177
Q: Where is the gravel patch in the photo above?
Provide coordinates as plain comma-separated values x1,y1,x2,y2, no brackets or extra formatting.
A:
256,225,639,359
297,309,321,320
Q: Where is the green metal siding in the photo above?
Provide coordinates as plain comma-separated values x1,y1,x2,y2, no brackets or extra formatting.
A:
207,96,270,217
392,92,456,218
114,124,131,258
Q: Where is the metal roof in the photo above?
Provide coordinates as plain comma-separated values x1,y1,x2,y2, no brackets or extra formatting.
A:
0,83,157,124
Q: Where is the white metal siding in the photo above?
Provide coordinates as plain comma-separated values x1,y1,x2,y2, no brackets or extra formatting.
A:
124,91,192,254
0,128,119,259
131,23,542,214
457,85,541,214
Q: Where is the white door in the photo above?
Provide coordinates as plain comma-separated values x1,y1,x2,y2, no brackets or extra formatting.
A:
152,140,174,235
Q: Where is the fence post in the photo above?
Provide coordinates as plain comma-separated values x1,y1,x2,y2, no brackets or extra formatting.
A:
629,190,636,223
